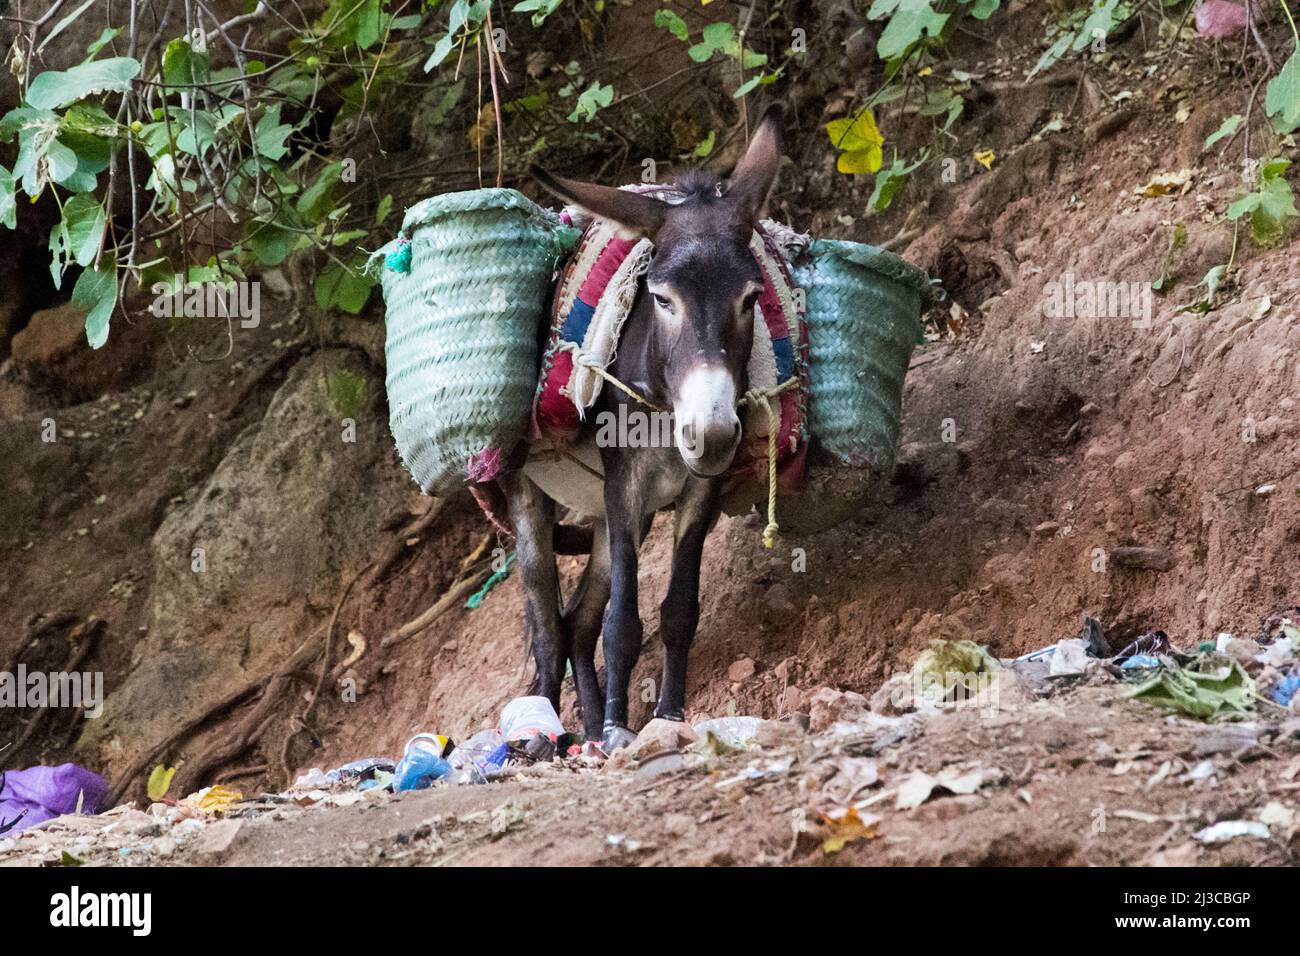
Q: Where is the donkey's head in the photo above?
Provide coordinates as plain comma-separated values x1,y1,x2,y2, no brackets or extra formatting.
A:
532,106,784,476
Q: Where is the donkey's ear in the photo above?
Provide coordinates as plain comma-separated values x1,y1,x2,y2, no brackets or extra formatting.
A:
530,165,667,236
726,103,784,221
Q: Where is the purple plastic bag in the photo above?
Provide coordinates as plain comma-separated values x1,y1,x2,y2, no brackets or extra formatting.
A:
0,764,109,835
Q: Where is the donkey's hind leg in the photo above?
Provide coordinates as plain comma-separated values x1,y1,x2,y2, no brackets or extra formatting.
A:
500,471,568,710
562,518,610,742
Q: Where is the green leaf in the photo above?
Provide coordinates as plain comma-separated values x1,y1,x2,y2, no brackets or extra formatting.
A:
162,37,209,86
45,138,79,186
567,81,614,122
1029,33,1073,79
85,27,122,57
38,0,98,54
920,87,964,131
447,0,489,34
375,193,394,225
424,33,457,71
1072,0,1122,54
26,57,141,109
966,0,1000,19
315,260,374,313
62,193,106,267
297,162,343,221
253,106,293,161
655,9,689,41
692,130,716,157
869,0,949,60
1228,159,1298,245
734,74,763,98
701,22,735,49
71,258,118,349
868,154,924,212
0,166,16,229
324,368,368,417
248,222,299,267
1265,51,1300,134
1179,263,1229,314
513,0,564,27
146,765,177,802
0,105,59,142
1203,114,1243,150
344,0,384,49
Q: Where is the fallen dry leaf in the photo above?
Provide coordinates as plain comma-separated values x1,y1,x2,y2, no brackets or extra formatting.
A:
1135,169,1193,197
820,806,881,854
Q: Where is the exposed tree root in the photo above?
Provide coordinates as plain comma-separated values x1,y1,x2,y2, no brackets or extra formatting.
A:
378,564,492,650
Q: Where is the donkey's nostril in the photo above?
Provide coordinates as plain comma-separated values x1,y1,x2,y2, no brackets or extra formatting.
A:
732,421,742,441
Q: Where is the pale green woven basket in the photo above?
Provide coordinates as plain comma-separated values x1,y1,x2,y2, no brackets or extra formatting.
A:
378,188,578,494
794,239,933,471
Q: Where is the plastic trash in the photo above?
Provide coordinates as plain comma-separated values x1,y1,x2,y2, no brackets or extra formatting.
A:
1049,639,1089,676
0,764,108,835
1256,637,1295,669
392,734,454,792
1271,673,1300,708
448,729,508,772
1012,644,1057,664
358,770,394,792
692,716,761,746
1120,654,1162,671
499,696,564,742
1193,820,1269,843
328,757,396,783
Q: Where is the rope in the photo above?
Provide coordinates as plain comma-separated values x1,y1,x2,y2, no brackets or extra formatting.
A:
556,342,664,410
466,552,516,609
550,352,799,549
740,377,801,549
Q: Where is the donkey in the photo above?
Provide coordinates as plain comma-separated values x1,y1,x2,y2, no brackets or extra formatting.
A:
499,106,784,752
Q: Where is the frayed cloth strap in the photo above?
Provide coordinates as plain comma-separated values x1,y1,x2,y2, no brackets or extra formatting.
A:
567,238,654,413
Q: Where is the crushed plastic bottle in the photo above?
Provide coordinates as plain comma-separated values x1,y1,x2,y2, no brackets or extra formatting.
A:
448,729,508,773
392,734,454,792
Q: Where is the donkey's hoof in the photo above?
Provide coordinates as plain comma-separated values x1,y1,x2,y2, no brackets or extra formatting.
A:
602,724,637,752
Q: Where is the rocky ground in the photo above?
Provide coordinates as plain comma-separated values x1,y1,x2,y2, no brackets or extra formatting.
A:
4,654,1299,867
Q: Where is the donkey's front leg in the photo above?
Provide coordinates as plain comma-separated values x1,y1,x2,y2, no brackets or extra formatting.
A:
599,457,650,751
499,471,567,710
654,477,721,721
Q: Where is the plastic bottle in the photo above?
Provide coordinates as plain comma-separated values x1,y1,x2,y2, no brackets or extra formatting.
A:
392,734,453,792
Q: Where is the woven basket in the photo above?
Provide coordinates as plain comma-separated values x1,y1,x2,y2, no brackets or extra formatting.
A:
794,239,933,472
378,189,578,495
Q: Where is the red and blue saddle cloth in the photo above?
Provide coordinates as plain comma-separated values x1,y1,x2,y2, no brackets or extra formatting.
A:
531,205,810,492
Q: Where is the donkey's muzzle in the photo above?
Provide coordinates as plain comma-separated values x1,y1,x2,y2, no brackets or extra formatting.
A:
676,418,741,476
673,364,742,477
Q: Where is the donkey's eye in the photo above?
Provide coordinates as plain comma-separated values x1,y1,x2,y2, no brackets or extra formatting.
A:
652,293,673,312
